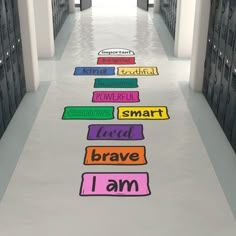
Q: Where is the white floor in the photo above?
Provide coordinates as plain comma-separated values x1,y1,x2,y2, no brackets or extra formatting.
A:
0,6,236,235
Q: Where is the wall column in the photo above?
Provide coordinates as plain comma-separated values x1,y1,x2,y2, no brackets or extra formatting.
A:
33,0,55,59
69,0,76,13
18,0,39,92
154,0,161,13
189,0,211,92
174,0,196,59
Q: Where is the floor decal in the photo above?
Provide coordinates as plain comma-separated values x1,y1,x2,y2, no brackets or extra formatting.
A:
74,67,115,76
87,124,145,140
92,91,140,103
62,106,114,120
94,78,138,88
117,67,159,76
98,48,135,56
84,146,147,165
117,106,170,120
79,172,151,196
97,57,135,65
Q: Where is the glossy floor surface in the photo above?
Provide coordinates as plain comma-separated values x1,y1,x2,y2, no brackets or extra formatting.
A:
0,6,236,236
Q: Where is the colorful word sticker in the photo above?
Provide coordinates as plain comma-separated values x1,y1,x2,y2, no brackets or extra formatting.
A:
94,78,138,88
97,57,135,65
79,172,151,196
98,48,135,56
117,106,170,120
84,146,147,165
117,67,158,76
87,124,144,140
92,91,140,103
74,67,115,76
62,106,114,120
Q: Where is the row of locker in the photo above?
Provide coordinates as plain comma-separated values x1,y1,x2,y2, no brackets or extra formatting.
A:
52,0,70,39
0,39,26,139
203,0,236,152
0,0,26,139
0,0,21,53
160,0,177,38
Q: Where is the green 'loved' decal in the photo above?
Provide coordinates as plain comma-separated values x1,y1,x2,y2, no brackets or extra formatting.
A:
62,106,114,120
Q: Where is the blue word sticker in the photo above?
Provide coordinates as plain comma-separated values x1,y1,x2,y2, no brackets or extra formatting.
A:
74,67,116,76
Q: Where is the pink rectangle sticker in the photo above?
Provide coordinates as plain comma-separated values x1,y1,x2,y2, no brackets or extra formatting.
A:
80,172,151,196
92,91,140,103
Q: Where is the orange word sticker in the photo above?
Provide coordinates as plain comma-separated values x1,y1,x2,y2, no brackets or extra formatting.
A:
84,146,147,165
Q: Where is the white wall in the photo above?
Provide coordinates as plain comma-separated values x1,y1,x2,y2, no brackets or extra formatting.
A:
174,0,196,58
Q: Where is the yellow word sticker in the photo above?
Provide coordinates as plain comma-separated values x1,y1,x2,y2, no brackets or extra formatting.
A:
117,67,159,76
118,106,170,120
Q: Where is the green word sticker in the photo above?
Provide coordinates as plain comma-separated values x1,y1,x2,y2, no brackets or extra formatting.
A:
94,78,138,88
62,106,114,120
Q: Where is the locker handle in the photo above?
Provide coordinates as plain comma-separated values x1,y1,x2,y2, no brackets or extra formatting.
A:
6,80,9,90
214,76,217,83
227,94,230,104
0,87,3,99
220,84,223,94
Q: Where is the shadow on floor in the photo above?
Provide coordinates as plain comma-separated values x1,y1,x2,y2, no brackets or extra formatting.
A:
0,81,51,201
179,81,236,219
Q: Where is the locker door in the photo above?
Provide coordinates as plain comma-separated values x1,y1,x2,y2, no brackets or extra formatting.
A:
207,45,218,105
212,0,230,115
203,38,213,97
11,0,21,39
0,0,10,50
202,0,218,96
4,0,15,43
213,0,224,46
206,0,224,105
0,100,4,139
217,0,236,125
16,38,26,98
224,67,236,140
10,43,21,107
3,48,16,116
0,54,11,127
224,0,236,61
231,116,236,152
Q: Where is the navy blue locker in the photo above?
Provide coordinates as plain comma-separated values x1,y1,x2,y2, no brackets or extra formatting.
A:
0,54,11,127
231,116,236,151
224,66,236,140
203,38,214,97
16,38,26,97
0,0,10,50
4,0,15,43
207,45,218,105
211,0,224,49
206,0,224,105
0,101,4,138
203,0,218,97
10,43,21,107
217,0,236,126
212,0,230,115
3,48,16,116
217,60,231,126
224,0,236,61
11,0,21,39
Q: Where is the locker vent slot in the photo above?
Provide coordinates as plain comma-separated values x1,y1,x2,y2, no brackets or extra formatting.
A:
231,73,236,91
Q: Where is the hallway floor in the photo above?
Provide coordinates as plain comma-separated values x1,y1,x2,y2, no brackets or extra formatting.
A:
0,6,236,235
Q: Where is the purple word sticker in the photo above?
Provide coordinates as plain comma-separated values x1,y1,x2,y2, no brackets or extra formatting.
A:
87,124,144,140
